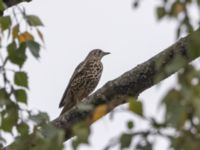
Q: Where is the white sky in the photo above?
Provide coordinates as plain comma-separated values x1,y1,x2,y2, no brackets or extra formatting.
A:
14,0,183,149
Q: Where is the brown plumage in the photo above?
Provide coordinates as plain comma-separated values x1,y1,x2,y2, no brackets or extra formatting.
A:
59,49,110,116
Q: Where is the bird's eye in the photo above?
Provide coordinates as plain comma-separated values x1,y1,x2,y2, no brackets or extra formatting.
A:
98,50,102,55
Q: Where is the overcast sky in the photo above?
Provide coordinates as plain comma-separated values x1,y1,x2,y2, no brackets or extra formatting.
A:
16,0,182,149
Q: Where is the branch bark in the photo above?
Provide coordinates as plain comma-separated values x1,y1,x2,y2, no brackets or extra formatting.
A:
52,28,200,141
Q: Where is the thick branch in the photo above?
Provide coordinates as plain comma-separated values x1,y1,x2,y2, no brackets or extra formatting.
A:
4,28,199,150
52,28,200,141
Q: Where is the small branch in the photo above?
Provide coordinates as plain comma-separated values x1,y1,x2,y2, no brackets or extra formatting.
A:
3,0,32,7
104,129,173,150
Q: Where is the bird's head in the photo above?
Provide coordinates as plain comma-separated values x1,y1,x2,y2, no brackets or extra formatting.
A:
87,49,110,60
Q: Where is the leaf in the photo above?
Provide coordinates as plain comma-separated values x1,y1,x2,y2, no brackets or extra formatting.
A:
127,121,134,129
129,98,143,116
171,130,200,150
120,133,132,149
18,31,34,43
92,104,108,121
0,88,9,106
12,24,19,39
14,89,27,104
136,141,153,150
14,71,28,88
72,122,90,149
0,16,11,31
26,15,43,26
187,31,200,58
163,89,187,129
8,42,27,67
171,2,185,16
36,29,45,43
29,112,49,125
17,122,29,136
156,6,166,20
26,41,40,58
0,0,6,12
41,124,64,141
1,103,18,132
165,55,187,74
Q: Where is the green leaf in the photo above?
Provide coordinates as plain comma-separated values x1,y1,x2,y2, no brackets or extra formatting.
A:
156,6,166,20
29,112,49,125
26,41,40,58
41,124,64,143
72,122,90,142
136,141,153,150
72,122,90,149
14,72,28,88
127,121,134,129
163,89,187,129
120,133,132,149
17,122,29,136
14,89,27,104
8,42,27,67
0,88,9,106
27,15,43,26
165,55,187,74
129,98,143,116
171,130,200,150
0,0,6,12
1,103,18,132
0,16,11,30
187,30,200,58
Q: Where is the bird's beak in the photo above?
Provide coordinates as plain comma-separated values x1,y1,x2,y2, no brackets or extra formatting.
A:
103,52,111,56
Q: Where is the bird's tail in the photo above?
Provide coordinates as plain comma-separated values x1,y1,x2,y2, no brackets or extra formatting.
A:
59,101,75,116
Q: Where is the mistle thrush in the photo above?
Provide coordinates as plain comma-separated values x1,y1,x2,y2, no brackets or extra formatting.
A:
59,49,110,115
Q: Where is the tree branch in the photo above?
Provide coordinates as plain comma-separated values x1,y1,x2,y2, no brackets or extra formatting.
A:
52,28,200,141
3,29,200,150
3,0,31,7
0,0,31,16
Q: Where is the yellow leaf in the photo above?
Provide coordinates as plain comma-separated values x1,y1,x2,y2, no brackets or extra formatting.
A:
92,104,108,121
12,24,19,39
18,32,34,43
174,3,185,15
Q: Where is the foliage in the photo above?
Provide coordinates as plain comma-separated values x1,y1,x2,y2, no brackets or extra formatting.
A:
0,1,200,150
101,1,200,149
133,0,200,38
0,2,64,150
102,65,200,150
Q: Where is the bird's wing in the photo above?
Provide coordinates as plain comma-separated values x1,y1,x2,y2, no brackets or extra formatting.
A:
59,61,86,108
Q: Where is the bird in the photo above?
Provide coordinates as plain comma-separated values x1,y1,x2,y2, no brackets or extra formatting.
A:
59,49,110,116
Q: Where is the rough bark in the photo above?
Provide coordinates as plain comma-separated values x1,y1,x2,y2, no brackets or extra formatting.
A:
52,28,200,141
